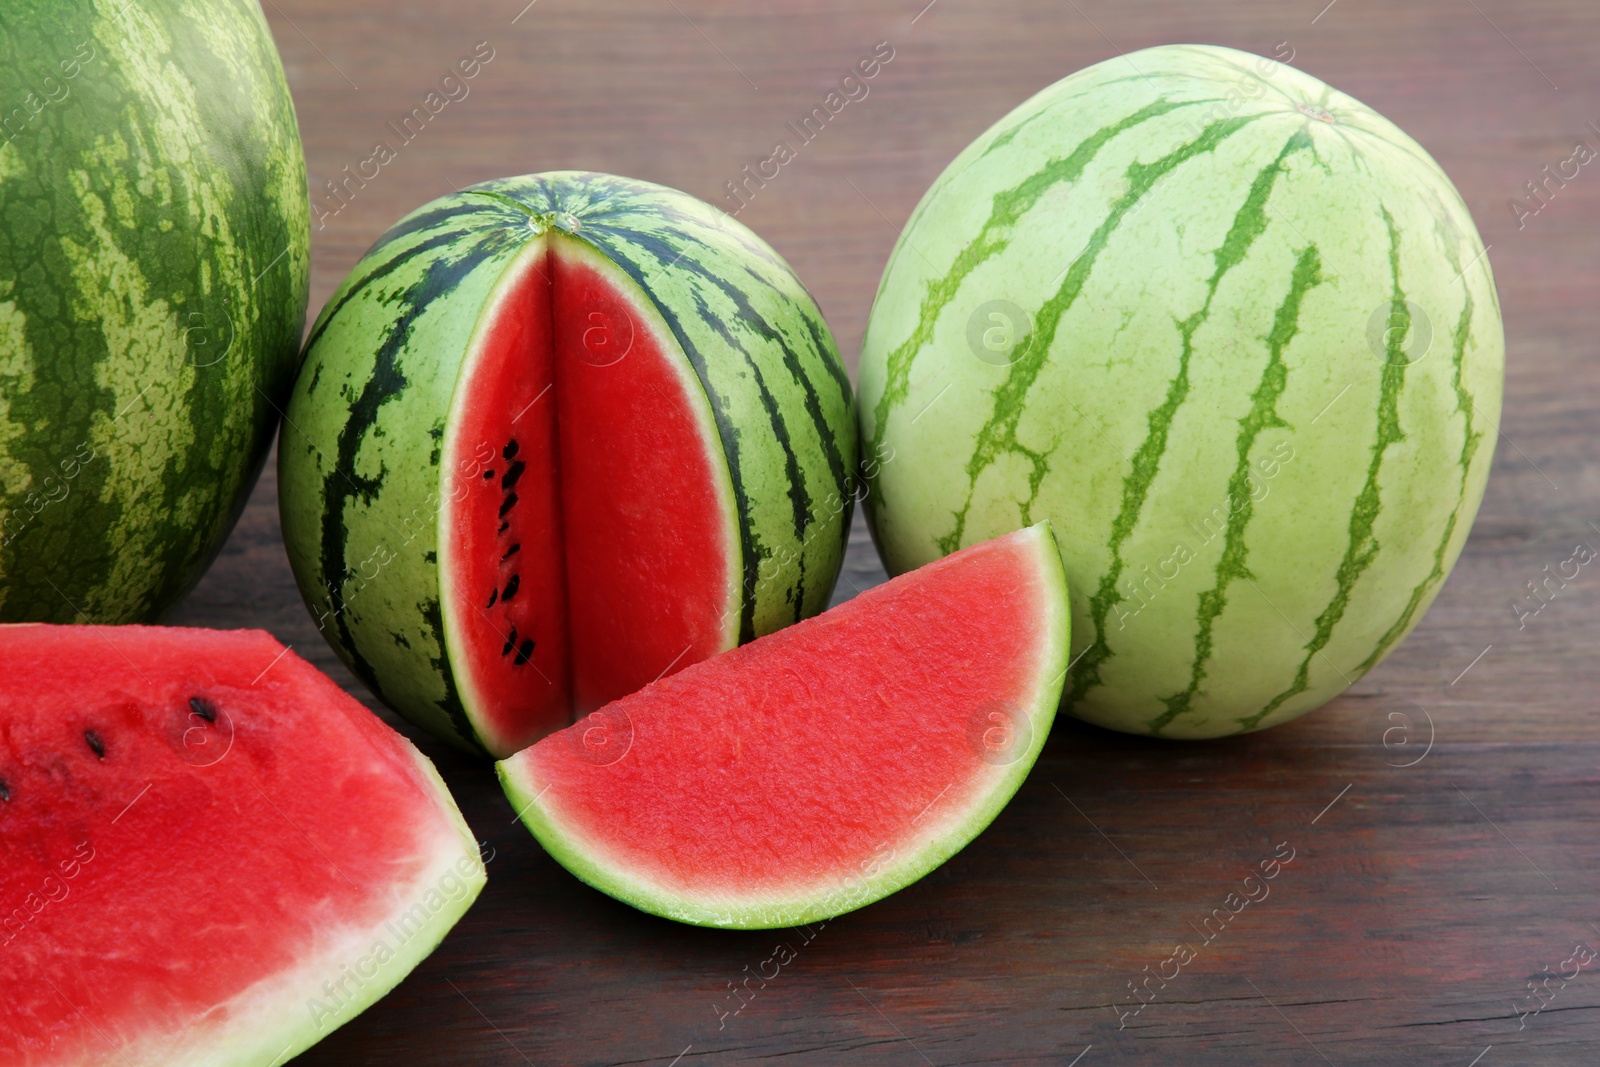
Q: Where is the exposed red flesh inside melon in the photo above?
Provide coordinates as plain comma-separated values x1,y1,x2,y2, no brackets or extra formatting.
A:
0,626,483,1066
445,246,572,745
442,236,737,756
498,523,1070,929
551,247,736,714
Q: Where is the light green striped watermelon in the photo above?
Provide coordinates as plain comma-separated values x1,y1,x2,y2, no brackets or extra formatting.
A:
0,0,310,622
280,172,856,758
859,44,1503,738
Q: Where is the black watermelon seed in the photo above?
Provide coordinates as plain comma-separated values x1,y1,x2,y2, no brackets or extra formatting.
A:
501,460,526,491
498,492,518,518
497,520,510,534
502,627,518,657
482,469,494,480
503,440,519,460
486,587,498,609
502,574,521,601
514,638,535,665
85,731,105,759
0,779,9,802
501,543,520,561
189,696,217,723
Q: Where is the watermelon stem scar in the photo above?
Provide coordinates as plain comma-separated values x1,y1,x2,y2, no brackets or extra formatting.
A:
281,172,857,758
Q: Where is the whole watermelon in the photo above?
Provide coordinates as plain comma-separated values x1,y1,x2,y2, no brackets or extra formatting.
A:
859,44,1503,738
0,0,310,622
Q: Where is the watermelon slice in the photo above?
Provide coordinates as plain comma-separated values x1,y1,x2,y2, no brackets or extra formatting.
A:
498,523,1070,928
0,626,484,1066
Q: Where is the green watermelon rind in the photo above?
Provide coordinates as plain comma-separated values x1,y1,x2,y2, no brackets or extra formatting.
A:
496,521,1071,930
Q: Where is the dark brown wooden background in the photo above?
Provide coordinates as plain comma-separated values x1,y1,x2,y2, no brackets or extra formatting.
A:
177,0,1600,1062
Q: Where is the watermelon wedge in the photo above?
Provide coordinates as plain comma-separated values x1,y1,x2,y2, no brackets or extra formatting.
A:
0,626,484,1066
498,523,1069,928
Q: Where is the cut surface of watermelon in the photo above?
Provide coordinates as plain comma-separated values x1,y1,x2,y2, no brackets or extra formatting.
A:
498,523,1069,928
0,626,484,1066
282,174,856,762
439,230,738,755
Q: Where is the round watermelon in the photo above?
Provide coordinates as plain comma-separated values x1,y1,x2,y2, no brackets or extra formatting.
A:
0,0,311,622
858,44,1503,738
280,172,857,758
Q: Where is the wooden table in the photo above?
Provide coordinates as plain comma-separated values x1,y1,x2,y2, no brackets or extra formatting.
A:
181,0,1600,1061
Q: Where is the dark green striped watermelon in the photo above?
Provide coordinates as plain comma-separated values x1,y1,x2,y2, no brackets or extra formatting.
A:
859,44,1503,738
0,0,310,622
280,172,856,758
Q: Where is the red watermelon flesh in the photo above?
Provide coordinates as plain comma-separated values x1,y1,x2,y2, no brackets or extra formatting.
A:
443,247,573,746
498,522,1070,929
0,626,484,1066
440,236,738,756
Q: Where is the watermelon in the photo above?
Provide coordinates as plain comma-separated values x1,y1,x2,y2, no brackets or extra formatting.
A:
0,625,483,1066
498,523,1069,929
0,0,311,622
857,44,1503,738
280,172,857,758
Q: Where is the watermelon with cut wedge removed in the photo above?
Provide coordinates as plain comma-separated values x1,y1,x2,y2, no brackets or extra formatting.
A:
280,171,856,760
0,625,484,1067
499,523,1069,929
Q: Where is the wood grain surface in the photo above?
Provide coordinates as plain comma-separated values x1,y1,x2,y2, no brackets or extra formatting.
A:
172,0,1600,1062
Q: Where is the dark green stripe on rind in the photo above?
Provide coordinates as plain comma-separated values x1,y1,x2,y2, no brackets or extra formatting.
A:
929,112,1261,709
941,113,1269,562
1346,284,1483,679
865,99,1190,486
1137,133,1318,733
1063,117,1277,708
796,309,859,590
304,210,528,354
281,199,537,753
315,246,492,748
699,262,852,510
977,74,1173,162
1149,241,1323,734
1237,205,1412,731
